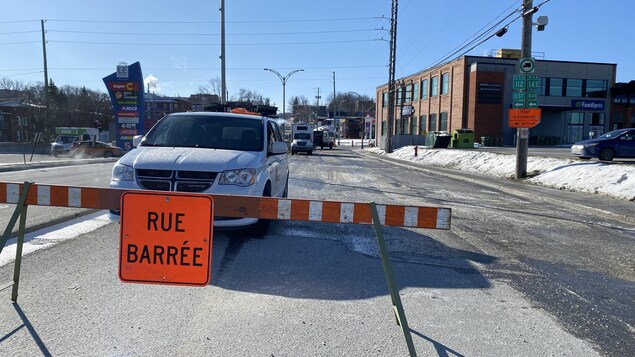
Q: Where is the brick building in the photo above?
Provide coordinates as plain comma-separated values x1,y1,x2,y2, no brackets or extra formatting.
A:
376,51,617,150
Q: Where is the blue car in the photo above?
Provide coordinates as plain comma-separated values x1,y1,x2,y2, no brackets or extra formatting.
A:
570,128,635,161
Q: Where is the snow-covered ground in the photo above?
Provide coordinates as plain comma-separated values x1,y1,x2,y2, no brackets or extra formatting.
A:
339,140,635,201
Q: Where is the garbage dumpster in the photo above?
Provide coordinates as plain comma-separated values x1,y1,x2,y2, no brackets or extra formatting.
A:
451,129,474,148
431,131,451,148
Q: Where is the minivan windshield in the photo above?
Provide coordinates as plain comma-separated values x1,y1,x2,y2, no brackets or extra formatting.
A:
141,114,264,151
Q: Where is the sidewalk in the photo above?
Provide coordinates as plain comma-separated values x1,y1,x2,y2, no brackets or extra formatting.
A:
0,153,111,172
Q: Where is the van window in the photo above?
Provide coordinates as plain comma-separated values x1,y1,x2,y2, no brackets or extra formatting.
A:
142,114,264,151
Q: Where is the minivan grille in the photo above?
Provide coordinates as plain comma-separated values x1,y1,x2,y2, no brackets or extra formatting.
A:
136,169,217,193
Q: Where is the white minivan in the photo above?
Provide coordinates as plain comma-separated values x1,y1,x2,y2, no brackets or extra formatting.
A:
110,111,289,236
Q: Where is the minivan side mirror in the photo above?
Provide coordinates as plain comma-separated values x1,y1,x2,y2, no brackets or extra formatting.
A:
270,141,288,155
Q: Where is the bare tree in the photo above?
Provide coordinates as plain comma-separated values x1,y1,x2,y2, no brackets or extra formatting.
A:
232,88,270,105
0,77,28,91
197,77,222,95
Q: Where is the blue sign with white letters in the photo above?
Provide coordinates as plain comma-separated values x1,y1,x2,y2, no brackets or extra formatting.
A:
571,99,604,111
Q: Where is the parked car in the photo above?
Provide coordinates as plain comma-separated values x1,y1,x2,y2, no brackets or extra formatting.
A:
570,128,635,161
70,140,124,158
51,135,79,156
109,111,290,236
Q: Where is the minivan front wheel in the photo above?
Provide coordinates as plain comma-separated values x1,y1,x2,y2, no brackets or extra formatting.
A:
247,183,271,237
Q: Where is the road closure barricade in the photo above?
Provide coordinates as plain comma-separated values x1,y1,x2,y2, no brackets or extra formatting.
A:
0,181,451,356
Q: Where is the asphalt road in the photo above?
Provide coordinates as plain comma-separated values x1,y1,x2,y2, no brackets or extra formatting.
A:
0,148,633,356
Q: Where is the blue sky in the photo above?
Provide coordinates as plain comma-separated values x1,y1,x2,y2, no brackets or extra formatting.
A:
1,0,633,112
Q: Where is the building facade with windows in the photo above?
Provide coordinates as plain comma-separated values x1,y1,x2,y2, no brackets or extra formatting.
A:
375,53,617,150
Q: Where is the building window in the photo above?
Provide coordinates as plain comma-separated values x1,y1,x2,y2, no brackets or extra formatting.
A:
405,84,412,104
548,78,563,97
396,118,402,135
566,79,583,97
396,87,402,106
591,112,605,126
421,79,428,99
419,115,427,134
381,120,385,135
410,116,416,134
538,77,547,96
413,82,419,101
429,113,437,131
585,80,607,98
441,73,450,95
439,112,448,131
431,77,439,97
403,117,410,134
567,112,584,143
382,91,388,107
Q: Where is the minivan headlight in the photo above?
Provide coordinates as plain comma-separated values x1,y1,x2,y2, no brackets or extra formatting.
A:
112,163,134,181
219,168,256,187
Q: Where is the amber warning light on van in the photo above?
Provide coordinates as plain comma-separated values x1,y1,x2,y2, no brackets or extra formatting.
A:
119,191,214,286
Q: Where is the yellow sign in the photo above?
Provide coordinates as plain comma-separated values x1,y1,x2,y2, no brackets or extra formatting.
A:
119,191,213,286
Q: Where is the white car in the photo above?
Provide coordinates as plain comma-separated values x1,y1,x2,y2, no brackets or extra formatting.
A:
110,111,289,236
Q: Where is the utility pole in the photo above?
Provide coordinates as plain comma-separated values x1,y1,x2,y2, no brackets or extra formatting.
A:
516,0,533,179
315,87,321,122
332,71,336,130
220,0,227,105
385,0,398,153
41,20,49,129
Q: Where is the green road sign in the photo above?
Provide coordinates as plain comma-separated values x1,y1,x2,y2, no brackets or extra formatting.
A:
513,74,526,90
527,92,538,100
527,75,539,90
527,99,539,108
513,99,526,108
519,58,535,73
513,92,526,101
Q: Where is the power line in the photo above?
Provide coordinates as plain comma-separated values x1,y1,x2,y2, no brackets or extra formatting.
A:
427,6,522,68
0,30,40,35
428,0,520,62
48,39,380,46
0,41,40,46
2,65,386,72
47,28,380,37
46,17,383,24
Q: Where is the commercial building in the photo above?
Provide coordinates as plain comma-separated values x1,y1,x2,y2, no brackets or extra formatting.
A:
375,51,617,149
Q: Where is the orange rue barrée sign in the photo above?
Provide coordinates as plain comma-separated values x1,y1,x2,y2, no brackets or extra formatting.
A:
119,191,214,286
508,108,541,128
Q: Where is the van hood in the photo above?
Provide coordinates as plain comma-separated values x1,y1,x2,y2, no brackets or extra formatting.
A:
118,146,258,171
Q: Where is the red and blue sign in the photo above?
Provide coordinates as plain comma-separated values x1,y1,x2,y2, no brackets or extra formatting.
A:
103,62,145,151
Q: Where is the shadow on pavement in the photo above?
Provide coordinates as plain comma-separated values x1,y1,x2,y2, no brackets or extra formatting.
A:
0,303,52,357
210,221,496,300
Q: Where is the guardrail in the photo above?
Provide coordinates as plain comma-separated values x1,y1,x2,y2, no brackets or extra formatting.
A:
0,181,452,356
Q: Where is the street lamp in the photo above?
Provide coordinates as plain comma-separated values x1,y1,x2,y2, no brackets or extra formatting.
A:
264,68,304,144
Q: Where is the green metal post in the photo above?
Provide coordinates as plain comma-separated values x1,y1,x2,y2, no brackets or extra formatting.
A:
0,182,32,255
11,204,28,302
369,202,417,357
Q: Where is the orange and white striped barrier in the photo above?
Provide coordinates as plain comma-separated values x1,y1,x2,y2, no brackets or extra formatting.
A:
0,182,450,229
